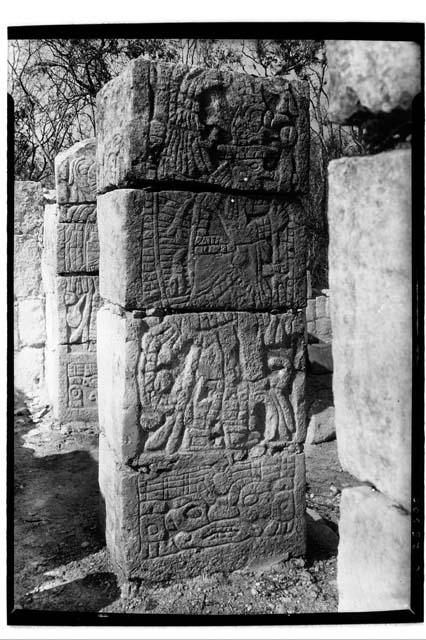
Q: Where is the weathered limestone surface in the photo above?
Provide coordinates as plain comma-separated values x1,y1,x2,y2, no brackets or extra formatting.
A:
329,149,412,510
97,60,308,582
14,181,47,401
305,374,335,446
98,306,306,465
326,40,421,122
98,304,307,581
56,138,97,204
96,59,309,194
15,235,44,299
45,275,100,348
16,298,46,347
338,486,411,612
306,291,332,343
15,347,45,399
43,139,100,424
100,434,306,582
98,189,306,311
306,404,335,446
56,222,99,273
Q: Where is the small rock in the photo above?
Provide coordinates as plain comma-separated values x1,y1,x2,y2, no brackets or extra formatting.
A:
33,406,49,420
330,484,340,495
81,541,90,548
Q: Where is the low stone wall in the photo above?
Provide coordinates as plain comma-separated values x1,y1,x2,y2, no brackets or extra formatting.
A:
14,181,49,402
326,39,419,613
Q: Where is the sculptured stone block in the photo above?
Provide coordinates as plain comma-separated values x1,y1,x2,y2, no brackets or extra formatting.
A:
96,59,309,194
46,275,100,349
97,306,306,466
58,203,97,223
55,138,97,204
43,204,99,275
56,222,99,273
55,347,98,423
98,189,306,311
99,435,306,583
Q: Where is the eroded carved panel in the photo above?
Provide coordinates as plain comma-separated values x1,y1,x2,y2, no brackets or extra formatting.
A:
57,223,99,273
58,203,97,224
67,361,97,409
56,349,98,423
99,189,306,311
97,60,309,193
136,452,299,560
57,275,100,349
56,139,97,204
134,311,305,459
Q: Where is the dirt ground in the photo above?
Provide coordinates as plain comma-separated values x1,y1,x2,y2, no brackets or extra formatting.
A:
13,393,358,617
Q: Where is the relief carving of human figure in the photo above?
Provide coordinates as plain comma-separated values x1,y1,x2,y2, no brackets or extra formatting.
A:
65,279,95,343
263,354,296,443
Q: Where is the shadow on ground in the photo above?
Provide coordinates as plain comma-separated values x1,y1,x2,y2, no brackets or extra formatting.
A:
13,402,116,611
19,572,120,612
13,393,357,615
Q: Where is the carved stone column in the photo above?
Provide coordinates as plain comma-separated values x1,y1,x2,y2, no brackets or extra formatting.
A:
43,139,100,427
96,59,309,583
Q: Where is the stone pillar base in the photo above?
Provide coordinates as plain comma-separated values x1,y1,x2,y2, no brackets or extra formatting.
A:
338,486,411,612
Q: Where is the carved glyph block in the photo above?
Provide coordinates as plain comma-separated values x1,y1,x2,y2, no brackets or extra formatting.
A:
56,222,99,273
100,436,306,582
98,189,306,311
97,306,306,465
55,138,97,204
44,274,99,423
55,348,98,423
58,203,97,223
43,204,99,275
96,59,309,194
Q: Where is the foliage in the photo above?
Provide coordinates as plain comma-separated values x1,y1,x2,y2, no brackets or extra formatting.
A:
8,39,180,184
9,38,364,286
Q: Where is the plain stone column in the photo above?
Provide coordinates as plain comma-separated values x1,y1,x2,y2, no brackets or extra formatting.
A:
14,181,47,401
42,139,100,427
329,151,412,611
326,39,419,613
96,57,310,584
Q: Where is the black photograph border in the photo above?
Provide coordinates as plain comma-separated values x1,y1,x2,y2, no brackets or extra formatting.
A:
6,20,425,627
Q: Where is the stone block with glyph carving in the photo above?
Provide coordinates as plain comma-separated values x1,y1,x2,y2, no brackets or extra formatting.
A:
98,189,306,311
100,434,305,582
96,59,309,194
55,347,98,423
